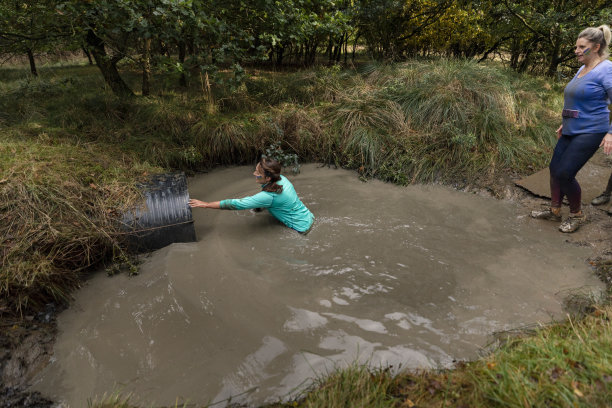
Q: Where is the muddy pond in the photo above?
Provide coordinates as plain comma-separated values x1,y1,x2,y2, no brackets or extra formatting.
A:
31,164,602,407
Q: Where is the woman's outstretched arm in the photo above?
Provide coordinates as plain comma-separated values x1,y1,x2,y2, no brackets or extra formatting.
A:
189,199,221,209
190,192,273,210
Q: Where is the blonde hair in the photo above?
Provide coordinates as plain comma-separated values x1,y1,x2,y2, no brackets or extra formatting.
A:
578,25,611,59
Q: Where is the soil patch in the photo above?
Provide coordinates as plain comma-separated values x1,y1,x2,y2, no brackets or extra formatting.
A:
0,309,57,408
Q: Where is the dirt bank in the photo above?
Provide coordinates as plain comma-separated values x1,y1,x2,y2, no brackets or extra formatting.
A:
0,309,56,408
1,175,610,408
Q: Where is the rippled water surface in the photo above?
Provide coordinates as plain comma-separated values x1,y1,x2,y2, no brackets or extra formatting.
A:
32,164,602,407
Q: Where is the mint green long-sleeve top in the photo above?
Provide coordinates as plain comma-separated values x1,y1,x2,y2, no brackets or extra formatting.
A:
219,175,314,232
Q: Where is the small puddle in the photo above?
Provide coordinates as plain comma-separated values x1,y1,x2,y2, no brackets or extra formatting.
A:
31,164,602,407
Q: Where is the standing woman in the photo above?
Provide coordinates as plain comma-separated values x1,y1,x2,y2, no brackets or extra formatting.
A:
189,158,314,233
531,24,612,233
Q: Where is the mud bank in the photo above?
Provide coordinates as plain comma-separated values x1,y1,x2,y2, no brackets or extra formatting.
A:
0,314,56,408
23,164,608,408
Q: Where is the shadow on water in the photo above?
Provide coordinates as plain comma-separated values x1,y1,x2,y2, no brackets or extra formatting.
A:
30,164,603,407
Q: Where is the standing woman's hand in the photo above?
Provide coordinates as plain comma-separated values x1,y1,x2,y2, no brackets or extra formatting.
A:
556,125,563,140
601,133,612,155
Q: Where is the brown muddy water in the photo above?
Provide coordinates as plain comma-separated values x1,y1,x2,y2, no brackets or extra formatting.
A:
31,164,602,407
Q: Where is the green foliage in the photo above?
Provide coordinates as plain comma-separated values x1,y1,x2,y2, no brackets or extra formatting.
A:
499,0,610,76
0,0,68,66
105,253,139,277
3,0,608,92
262,141,301,175
355,0,454,60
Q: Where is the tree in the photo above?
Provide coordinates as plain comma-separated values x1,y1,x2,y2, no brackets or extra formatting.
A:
500,0,610,76
355,0,453,60
0,0,67,75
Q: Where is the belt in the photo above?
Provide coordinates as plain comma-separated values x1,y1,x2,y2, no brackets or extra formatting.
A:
562,109,579,118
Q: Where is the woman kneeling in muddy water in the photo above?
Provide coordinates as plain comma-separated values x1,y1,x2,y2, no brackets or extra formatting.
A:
531,24,612,233
189,158,314,233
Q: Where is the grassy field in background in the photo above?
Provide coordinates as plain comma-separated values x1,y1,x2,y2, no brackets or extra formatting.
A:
4,58,611,407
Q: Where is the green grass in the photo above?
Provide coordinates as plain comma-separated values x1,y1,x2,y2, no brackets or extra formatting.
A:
275,363,399,408
326,60,559,183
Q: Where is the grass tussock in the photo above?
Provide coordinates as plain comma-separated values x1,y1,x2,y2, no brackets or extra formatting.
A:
0,138,158,314
87,392,136,408
326,60,558,183
280,363,398,408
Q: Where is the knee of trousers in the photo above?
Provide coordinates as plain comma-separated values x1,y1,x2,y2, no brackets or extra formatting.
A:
550,167,574,183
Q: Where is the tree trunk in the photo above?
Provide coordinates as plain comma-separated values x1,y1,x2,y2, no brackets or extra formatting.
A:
344,36,348,64
478,38,506,63
546,52,560,77
510,39,520,70
142,38,152,96
82,46,94,65
546,31,562,77
518,48,533,73
26,48,37,76
178,40,187,87
306,41,318,66
276,45,284,66
547,1,565,77
352,34,360,62
86,29,133,97
333,35,344,62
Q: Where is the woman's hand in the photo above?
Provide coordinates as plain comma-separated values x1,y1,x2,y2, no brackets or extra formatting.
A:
556,125,563,140
601,133,612,155
189,199,209,208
